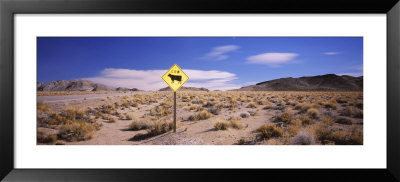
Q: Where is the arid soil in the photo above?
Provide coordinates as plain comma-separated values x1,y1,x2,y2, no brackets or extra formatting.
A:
37,91,363,145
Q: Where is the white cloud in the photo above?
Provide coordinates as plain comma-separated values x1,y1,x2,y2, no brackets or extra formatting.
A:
246,52,299,67
82,68,241,91
337,72,363,77
204,45,240,60
324,52,341,55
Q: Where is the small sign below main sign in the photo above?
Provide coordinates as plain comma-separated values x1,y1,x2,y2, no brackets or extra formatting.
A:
162,64,189,92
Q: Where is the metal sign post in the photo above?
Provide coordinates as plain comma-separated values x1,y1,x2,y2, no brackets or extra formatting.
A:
174,91,176,132
161,64,189,133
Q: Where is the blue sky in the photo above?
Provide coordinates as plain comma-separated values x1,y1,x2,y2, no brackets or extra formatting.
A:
37,37,363,91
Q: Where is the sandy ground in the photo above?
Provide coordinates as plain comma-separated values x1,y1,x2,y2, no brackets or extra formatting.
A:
38,91,363,145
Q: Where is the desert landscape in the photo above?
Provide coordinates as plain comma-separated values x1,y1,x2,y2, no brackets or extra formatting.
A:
37,74,363,145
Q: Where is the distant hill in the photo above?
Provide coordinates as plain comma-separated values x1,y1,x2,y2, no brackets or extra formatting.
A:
37,80,115,91
234,74,363,91
158,87,209,91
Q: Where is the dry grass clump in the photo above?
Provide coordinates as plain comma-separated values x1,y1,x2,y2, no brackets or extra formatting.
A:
307,124,362,145
290,118,302,126
247,102,257,108
287,125,300,137
96,104,115,114
290,130,316,145
208,106,221,115
248,109,259,116
277,109,293,123
131,120,173,140
102,115,116,123
326,131,360,145
263,102,273,109
335,117,353,125
230,117,244,129
37,129,57,144
129,119,152,131
150,106,172,117
214,120,231,130
188,110,211,121
295,103,318,113
257,100,265,105
302,116,313,125
188,104,203,112
58,120,96,142
37,101,50,112
322,100,338,110
321,116,335,125
257,124,284,139
125,112,136,120
340,107,363,118
307,108,319,118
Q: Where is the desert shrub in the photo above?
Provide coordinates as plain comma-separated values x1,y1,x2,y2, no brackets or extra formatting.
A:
247,102,257,108
230,117,244,129
37,129,57,144
209,106,220,115
249,109,259,116
125,112,136,120
263,102,273,109
290,118,302,126
188,110,211,121
199,110,211,120
336,97,347,104
149,120,173,136
96,104,115,114
257,100,265,105
290,130,316,145
160,101,173,107
340,107,363,118
48,113,68,125
322,100,338,110
321,116,334,125
131,119,174,141
295,103,317,113
214,120,231,130
278,109,293,123
302,116,313,125
287,125,300,136
335,117,352,125
327,130,363,145
189,105,203,111
307,108,319,118
102,115,116,123
129,120,152,131
257,124,284,139
37,101,50,112
308,124,330,143
240,112,249,118
58,120,96,142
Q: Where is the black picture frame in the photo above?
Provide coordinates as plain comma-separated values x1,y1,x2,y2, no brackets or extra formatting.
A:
1,0,399,181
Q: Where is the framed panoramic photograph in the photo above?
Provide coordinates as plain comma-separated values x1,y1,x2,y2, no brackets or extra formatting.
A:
1,0,400,181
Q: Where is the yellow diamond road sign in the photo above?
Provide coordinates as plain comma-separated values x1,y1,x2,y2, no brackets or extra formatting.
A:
162,64,189,92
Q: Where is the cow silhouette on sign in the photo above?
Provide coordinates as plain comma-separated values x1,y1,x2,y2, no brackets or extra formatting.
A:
168,74,182,84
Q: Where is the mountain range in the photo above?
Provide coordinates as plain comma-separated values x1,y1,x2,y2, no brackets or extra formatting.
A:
37,74,362,92
234,74,362,91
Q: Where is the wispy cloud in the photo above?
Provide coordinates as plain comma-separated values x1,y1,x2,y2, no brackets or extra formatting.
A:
338,64,363,77
246,52,299,67
323,52,341,55
337,73,363,77
83,68,241,91
204,45,240,60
